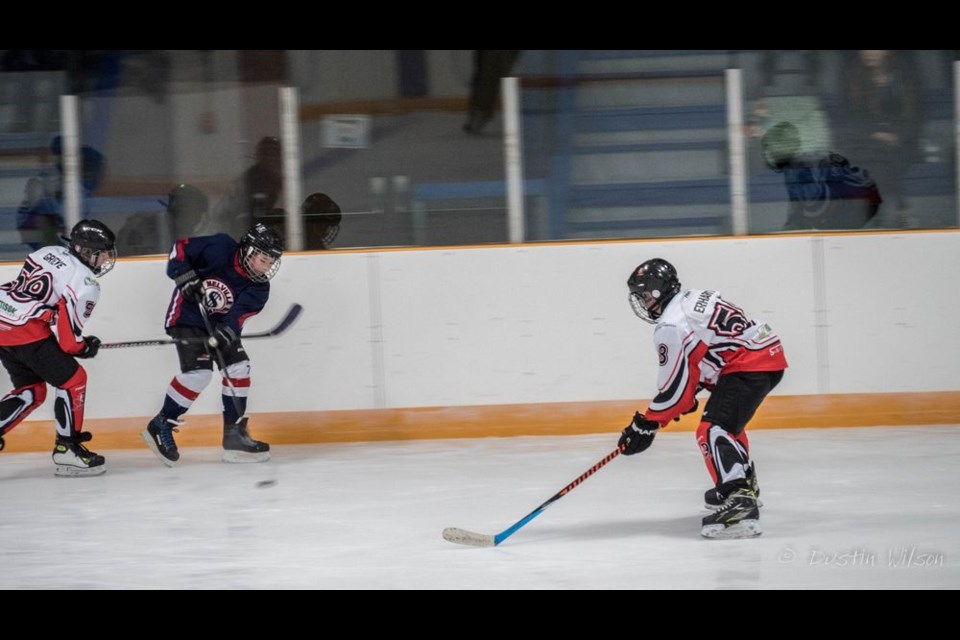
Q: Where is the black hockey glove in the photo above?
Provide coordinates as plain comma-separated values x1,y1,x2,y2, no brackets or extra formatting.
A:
618,412,660,455
210,324,238,349
174,269,203,302
76,336,101,359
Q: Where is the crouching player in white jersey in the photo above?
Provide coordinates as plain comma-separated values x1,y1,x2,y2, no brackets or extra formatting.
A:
0,220,117,476
618,258,788,539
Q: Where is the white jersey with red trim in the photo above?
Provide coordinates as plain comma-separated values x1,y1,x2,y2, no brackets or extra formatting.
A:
0,245,100,352
645,289,787,425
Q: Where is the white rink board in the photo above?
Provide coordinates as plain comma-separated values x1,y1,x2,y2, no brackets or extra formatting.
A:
0,231,956,420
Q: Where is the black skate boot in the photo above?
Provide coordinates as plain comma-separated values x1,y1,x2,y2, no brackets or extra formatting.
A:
701,479,761,539
704,463,762,509
52,432,106,477
141,413,182,467
222,418,270,463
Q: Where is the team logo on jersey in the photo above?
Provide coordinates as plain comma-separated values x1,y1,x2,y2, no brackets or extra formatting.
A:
708,301,750,337
200,279,234,313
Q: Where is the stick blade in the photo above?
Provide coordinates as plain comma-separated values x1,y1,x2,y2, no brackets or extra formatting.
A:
442,527,496,548
270,303,303,335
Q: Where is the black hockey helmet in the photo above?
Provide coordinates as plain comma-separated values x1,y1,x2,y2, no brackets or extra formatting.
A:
161,183,209,237
64,219,117,277
239,222,283,282
163,183,209,217
302,192,342,249
627,258,681,324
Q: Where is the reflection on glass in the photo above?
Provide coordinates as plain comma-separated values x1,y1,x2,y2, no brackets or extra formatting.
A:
16,136,105,250
762,121,881,231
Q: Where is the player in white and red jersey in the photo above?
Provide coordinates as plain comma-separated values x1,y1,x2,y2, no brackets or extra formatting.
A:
0,220,117,476
617,258,788,539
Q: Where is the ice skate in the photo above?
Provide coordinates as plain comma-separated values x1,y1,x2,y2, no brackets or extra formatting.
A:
142,413,181,466
701,481,761,539
52,432,106,477
222,419,270,463
704,463,762,510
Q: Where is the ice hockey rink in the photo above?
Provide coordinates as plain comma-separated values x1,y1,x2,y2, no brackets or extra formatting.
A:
1,425,957,589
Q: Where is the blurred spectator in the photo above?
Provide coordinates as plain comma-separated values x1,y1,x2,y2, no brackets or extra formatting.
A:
116,184,210,257
463,50,521,135
16,136,106,250
836,50,920,215
200,136,283,239
762,121,882,231
257,192,342,251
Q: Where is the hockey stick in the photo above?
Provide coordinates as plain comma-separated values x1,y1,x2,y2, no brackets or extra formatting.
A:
442,444,625,548
100,303,302,350
196,301,246,424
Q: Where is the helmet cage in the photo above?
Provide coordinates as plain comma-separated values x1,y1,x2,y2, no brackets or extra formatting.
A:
240,245,281,283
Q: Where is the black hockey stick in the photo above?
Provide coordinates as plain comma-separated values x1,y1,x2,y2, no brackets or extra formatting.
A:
442,444,625,547
100,303,303,350
196,301,246,424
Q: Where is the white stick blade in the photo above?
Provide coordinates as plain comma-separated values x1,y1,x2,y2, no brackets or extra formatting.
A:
442,527,495,548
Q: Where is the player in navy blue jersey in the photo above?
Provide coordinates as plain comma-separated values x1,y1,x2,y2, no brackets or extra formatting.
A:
141,222,284,466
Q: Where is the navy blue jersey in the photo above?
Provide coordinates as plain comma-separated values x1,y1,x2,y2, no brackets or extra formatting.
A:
163,234,269,334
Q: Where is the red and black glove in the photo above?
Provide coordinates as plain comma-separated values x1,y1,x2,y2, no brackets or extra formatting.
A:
618,412,660,455
76,336,101,359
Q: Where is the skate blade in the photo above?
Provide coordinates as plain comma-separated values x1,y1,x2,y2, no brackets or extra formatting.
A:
701,519,762,539
140,430,178,468
54,464,106,477
222,450,270,463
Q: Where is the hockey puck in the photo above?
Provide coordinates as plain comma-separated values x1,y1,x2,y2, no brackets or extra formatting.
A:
256,480,277,488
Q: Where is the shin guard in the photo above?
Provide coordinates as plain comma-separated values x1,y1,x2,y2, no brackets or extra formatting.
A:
0,382,47,437
696,421,750,486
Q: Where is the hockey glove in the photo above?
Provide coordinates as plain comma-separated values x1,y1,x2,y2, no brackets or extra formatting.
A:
210,324,238,349
76,336,101,359
174,269,203,302
618,412,660,455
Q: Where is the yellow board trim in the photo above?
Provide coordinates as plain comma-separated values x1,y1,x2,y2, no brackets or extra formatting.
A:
3,392,958,454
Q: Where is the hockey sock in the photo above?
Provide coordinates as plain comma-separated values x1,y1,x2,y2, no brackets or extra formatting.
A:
162,369,213,419
221,360,250,425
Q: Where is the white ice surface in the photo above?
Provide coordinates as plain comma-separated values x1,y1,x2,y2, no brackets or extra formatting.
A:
1,426,958,589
